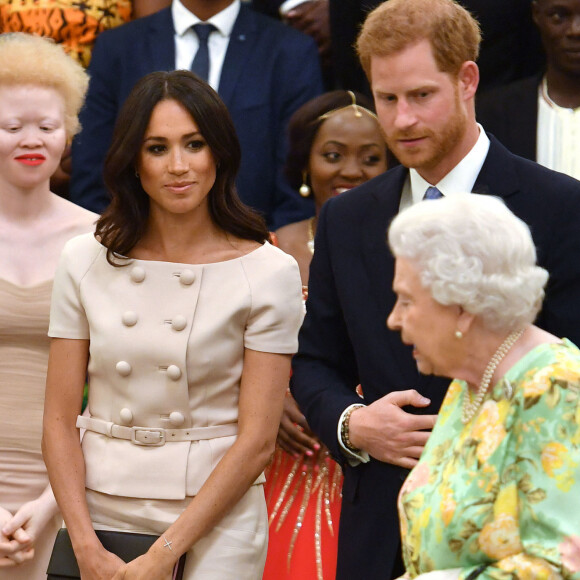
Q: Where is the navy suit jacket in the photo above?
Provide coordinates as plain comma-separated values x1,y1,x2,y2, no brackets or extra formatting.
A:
291,135,580,579
70,5,323,229
476,75,541,162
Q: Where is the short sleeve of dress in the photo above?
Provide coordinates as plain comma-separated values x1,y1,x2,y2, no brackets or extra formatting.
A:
243,243,304,354
48,233,100,340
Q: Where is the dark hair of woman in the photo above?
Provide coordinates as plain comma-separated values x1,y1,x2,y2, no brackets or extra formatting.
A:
96,70,270,265
284,90,378,190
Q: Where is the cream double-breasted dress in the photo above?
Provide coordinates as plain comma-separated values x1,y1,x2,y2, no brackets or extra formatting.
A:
48,233,303,577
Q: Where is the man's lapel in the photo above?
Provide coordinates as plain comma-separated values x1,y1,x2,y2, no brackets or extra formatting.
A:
148,9,177,72
217,6,256,104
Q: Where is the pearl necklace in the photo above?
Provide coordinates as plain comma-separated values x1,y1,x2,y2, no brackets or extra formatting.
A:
461,328,524,424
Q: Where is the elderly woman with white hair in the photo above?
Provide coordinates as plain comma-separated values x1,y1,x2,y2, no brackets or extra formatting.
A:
386,194,580,580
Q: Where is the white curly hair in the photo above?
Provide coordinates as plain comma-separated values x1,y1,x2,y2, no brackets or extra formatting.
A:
388,194,548,332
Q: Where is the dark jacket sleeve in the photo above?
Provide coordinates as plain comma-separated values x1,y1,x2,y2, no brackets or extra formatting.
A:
291,200,362,463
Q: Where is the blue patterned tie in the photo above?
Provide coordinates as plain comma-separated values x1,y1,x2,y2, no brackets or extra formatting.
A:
191,23,216,82
423,186,443,200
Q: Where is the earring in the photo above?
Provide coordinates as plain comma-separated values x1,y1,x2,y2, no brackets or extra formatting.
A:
299,171,311,197
135,170,140,178
455,330,463,339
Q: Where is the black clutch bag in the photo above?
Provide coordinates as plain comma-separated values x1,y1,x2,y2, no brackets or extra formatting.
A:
47,528,186,579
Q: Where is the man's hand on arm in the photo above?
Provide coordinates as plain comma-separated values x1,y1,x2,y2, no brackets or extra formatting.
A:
348,390,438,469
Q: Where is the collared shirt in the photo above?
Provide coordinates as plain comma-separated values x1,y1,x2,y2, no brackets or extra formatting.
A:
399,124,491,211
172,0,240,90
537,77,580,180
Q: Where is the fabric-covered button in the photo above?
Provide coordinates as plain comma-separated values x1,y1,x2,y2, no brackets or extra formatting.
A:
130,266,146,283
122,311,138,327
169,411,185,426
119,408,133,424
171,315,187,331
179,269,195,285
166,365,182,380
116,361,132,377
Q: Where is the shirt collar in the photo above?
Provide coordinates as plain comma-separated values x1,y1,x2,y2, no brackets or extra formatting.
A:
172,0,240,38
540,76,579,113
410,124,490,203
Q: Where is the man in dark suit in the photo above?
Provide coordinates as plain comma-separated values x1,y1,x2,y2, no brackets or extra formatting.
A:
291,0,580,578
476,0,580,179
70,0,324,229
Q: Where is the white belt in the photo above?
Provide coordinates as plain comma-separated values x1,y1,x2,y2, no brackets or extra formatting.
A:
77,415,238,447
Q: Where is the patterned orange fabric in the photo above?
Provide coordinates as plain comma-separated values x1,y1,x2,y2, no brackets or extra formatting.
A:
0,0,131,66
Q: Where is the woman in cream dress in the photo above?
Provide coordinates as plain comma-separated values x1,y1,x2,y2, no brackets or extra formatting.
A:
0,34,96,579
43,70,304,580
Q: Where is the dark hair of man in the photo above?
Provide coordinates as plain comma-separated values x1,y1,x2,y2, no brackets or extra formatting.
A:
284,90,378,190
96,70,270,266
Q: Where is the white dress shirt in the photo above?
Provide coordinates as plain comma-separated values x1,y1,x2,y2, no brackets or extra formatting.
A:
172,0,240,91
537,77,580,180
399,125,491,210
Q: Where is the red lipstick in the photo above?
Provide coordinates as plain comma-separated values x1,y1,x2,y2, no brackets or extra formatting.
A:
15,154,46,166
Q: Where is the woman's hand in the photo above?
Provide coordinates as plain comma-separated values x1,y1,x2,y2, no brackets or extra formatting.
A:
77,546,125,580
277,395,321,456
112,551,175,580
1,491,57,554
0,505,34,567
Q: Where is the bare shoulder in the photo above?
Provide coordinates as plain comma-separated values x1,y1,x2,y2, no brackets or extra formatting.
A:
52,195,98,235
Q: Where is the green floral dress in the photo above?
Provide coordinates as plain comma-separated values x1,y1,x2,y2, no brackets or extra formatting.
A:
398,339,580,580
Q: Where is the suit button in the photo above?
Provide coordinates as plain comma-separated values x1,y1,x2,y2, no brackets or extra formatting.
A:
167,365,182,380
169,411,185,426
119,408,133,424
122,311,138,327
116,361,132,377
130,266,146,283
180,269,195,285
171,315,187,331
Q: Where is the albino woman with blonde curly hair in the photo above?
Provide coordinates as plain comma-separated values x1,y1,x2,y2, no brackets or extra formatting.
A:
0,33,96,579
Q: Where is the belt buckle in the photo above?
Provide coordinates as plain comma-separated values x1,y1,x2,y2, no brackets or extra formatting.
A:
131,427,165,446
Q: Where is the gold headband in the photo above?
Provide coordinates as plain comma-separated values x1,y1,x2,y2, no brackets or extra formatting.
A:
318,91,378,122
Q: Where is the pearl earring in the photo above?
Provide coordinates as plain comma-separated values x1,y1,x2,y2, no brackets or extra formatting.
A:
455,330,463,339
299,171,311,197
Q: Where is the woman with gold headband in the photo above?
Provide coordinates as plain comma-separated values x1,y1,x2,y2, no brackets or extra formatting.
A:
265,90,388,580
0,33,97,579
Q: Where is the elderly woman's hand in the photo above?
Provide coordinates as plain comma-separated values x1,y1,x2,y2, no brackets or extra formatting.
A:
349,390,438,469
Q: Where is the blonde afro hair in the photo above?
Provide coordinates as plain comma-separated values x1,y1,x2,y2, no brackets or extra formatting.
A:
0,33,89,137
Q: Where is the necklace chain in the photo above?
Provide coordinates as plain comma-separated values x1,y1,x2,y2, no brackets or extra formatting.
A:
461,328,524,424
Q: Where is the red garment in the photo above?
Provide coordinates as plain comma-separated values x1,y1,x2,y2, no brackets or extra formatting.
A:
263,446,342,580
